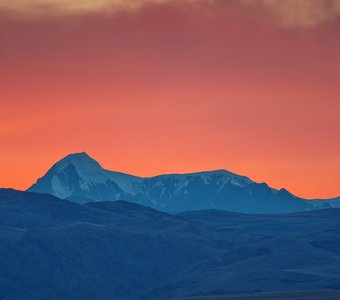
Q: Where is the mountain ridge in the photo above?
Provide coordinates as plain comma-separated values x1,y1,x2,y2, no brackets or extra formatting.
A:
28,152,333,214
1,188,340,300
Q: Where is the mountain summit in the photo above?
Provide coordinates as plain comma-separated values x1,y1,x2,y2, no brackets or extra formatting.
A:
28,152,316,213
29,152,140,201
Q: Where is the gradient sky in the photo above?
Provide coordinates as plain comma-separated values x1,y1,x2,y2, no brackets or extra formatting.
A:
1,0,339,199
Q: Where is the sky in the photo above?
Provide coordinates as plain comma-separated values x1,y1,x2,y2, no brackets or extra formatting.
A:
0,0,339,199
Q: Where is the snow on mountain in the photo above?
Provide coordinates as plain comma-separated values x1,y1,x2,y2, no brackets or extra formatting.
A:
329,197,340,208
29,152,141,201
28,152,315,213
310,196,340,209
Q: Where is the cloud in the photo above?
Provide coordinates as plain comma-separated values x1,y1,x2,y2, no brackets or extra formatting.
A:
248,0,340,27
0,0,148,15
0,0,195,16
1,0,340,27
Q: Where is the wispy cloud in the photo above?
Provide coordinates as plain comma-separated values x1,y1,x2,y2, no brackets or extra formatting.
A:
0,0,186,16
249,0,340,27
0,0,143,15
1,0,340,27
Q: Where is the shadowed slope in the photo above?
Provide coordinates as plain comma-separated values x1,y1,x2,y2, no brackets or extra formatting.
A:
1,188,340,300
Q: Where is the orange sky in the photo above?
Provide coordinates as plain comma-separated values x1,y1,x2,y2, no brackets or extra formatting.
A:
0,1,339,199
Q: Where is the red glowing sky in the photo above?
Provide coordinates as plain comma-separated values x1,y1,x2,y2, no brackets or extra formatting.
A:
1,0,339,199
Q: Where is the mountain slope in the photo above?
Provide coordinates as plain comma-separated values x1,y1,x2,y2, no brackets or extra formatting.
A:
28,152,140,202
311,196,340,209
28,152,318,213
1,189,340,300
0,189,258,300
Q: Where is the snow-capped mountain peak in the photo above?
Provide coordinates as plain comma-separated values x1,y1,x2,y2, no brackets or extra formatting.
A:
28,152,314,213
29,152,140,200
159,169,253,187
52,152,104,177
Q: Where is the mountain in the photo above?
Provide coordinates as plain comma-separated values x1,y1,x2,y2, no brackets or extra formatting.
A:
28,152,324,214
0,189,217,300
1,188,340,300
311,196,340,209
28,152,139,201
328,197,340,207
146,208,340,299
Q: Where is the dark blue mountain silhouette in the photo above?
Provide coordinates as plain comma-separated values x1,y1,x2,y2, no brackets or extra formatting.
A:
1,188,340,300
